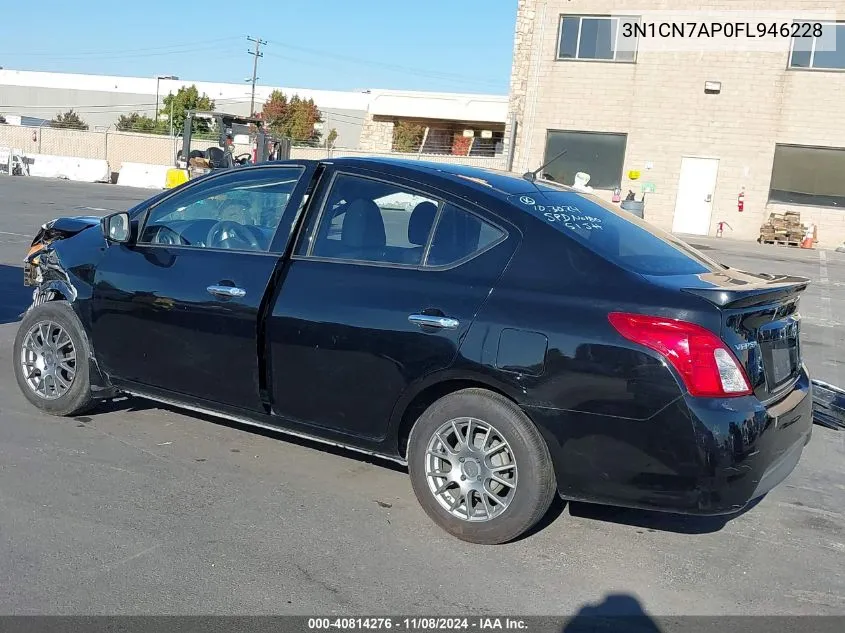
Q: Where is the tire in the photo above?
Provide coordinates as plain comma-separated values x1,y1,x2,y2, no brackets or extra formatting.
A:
407,388,556,545
13,300,94,417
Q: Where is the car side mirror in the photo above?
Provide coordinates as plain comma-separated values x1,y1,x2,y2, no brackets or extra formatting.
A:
102,211,131,244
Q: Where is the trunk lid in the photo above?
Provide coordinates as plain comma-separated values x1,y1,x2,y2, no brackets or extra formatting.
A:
647,267,810,402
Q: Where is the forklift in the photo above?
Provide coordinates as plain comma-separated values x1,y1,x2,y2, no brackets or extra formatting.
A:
165,110,291,189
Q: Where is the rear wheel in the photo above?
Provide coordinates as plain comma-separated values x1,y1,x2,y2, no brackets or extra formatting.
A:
407,388,556,544
13,301,94,417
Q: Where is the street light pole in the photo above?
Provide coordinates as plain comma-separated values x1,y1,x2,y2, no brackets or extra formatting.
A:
155,75,179,124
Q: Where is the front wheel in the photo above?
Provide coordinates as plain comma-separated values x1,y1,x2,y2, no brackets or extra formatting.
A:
407,388,556,544
13,300,94,417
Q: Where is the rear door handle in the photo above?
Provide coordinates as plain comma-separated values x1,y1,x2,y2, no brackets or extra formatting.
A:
408,314,460,329
207,285,246,298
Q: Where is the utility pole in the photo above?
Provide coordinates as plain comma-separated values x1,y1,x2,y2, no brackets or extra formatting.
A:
247,36,267,117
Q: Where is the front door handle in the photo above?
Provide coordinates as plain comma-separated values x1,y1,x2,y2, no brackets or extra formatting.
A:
207,285,246,299
409,314,460,329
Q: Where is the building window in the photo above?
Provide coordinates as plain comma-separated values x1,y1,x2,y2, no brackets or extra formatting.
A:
789,21,845,70
769,144,845,208
542,130,627,190
557,15,639,62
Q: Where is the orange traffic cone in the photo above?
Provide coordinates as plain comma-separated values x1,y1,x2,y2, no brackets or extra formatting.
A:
801,223,816,248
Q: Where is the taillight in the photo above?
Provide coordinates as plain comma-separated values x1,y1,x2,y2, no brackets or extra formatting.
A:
608,312,752,398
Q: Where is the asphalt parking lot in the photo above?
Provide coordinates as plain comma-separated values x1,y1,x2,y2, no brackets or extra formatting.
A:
0,176,843,616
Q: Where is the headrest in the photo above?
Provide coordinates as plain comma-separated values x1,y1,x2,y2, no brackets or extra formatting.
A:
341,199,386,249
408,201,438,246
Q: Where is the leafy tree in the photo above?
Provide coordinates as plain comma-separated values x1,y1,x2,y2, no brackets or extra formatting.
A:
259,90,289,137
452,134,472,156
287,95,322,143
160,85,215,136
326,128,338,148
392,121,425,152
116,112,165,134
258,91,322,144
52,109,89,130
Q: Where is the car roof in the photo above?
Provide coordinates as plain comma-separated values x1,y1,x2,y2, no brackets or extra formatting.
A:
266,156,576,203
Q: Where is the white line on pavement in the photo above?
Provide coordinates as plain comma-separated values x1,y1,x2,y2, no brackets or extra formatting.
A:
818,250,838,370
820,250,830,284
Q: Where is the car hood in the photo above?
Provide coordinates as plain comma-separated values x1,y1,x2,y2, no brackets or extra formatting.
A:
35,203,126,240
42,215,102,234
25,214,103,262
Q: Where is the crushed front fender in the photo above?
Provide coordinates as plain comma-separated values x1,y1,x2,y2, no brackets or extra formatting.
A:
19,217,117,399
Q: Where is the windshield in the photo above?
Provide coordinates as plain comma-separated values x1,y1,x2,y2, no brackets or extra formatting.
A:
508,190,724,276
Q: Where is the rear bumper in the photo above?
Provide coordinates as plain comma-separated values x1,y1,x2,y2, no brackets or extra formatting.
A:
688,365,813,514
525,366,813,515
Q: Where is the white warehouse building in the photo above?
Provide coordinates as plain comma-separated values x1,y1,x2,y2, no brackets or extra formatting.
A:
0,69,508,152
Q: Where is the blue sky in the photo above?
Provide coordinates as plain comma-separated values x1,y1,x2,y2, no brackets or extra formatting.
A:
2,0,517,94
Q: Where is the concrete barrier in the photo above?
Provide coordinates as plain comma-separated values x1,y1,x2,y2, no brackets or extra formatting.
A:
24,153,110,183
117,162,170,189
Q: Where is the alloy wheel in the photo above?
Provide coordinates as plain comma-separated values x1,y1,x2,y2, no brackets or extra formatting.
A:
20,320,77,400
424,417,518,522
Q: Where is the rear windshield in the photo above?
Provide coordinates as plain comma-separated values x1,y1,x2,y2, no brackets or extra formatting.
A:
508,190,724,276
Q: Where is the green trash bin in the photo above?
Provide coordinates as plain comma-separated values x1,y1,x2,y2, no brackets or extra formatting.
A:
620,200,645,218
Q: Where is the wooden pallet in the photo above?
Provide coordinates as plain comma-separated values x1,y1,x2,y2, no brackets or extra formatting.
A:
761,239,802,247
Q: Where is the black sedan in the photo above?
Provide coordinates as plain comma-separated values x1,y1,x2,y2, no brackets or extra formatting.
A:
14,157,813,544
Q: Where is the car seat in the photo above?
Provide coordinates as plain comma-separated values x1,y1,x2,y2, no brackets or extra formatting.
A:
335,199,387,261
403,201,438,264
205,146,229,169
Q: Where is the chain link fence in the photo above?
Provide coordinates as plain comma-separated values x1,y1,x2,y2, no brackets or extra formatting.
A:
0,123,510,180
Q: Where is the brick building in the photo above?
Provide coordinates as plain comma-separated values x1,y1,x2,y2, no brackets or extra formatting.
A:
506,0,845,247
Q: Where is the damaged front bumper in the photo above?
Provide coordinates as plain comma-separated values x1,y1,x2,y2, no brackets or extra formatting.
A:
20,227,119,401
21,215,102,309
22,246,78,317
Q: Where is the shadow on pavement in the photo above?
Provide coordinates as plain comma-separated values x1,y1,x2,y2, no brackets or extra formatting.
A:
567,496,765,535
0,264,32,324
89,395,409,473
562,594,661,632
510,495,568,542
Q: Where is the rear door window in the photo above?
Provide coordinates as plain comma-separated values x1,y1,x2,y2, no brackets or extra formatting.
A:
508,189,724,276
426,203,506,267
308,172,440,265
303,172,507,268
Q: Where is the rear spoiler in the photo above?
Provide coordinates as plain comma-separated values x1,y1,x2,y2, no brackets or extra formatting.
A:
682,273,811,309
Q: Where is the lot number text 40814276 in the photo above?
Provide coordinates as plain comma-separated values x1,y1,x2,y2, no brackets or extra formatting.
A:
307,617,528,631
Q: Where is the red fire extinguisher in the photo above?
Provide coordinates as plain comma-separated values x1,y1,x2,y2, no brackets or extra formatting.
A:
252,140,257,164
737,191,745,212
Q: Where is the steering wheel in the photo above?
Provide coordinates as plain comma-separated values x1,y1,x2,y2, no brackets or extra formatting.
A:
206,220,262,250
150,225,187,246
234,153,252,165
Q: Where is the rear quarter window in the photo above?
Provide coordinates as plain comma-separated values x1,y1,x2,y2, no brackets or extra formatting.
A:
508,190,723,276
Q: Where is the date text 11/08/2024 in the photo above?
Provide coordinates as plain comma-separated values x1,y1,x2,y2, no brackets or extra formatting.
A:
307,617,528,630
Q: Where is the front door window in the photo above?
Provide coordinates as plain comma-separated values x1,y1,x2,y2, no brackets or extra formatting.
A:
138,167,305,252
